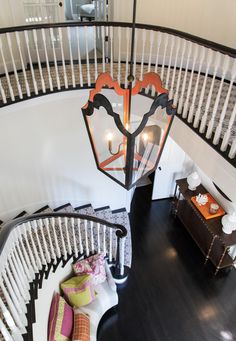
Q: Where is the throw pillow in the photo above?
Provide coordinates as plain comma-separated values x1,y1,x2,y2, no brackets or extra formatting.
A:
48,292,73,341
73,258,93,276
87,253,106,286
61,275,96,307
72,309,90,341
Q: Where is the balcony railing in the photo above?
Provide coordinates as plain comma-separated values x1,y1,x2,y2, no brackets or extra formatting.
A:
0,21,235,165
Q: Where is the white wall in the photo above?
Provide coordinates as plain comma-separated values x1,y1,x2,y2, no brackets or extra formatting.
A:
112,0,236,49
0,90,131,221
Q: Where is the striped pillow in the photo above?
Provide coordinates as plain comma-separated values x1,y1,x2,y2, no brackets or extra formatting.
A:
61,275,96,308
48,292,73,341
72,309,90,341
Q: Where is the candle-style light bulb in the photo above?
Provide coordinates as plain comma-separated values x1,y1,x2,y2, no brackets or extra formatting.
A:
142,133,148,142
107,132,113,153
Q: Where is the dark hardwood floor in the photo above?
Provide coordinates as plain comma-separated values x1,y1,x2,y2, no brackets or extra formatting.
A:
98,184,236,341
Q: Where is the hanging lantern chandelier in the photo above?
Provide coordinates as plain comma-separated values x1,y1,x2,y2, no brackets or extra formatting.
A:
82,0,176,190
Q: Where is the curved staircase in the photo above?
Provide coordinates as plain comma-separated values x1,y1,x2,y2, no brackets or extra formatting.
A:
0,203,131,341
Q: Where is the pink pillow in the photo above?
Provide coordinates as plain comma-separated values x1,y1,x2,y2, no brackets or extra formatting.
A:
73,258,93,276
48,292,73,341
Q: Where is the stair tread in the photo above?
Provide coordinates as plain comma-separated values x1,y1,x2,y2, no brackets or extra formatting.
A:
75,204,96,217
33,205,53,214
54,203,75,213
13,210,28,219
95,207,114,223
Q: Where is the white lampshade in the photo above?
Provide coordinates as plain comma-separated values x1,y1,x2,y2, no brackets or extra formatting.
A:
222,213,236,234
187,172,201,191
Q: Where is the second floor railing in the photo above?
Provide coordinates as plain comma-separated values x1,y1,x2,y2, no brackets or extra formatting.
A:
0,21,235,164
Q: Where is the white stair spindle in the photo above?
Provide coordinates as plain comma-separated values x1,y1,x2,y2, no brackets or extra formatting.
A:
84,220,89,257
15,32,30,97
152,32,162,97
17,232,35,280
84,26,91,87
221,102,236,151
161,33,169,82
206,55,230,139
5,267,26,312
213,61,236,145
93,26,98,81
0,297,23,341
145,30,154,94
109,229,113,263
97,223,101,254
2,272,25,318
133,29,138,84
182,43,198,118
229,138,236,159
8,257,28,301
193,49,213,128
50,28,60,90
11,248,30,294
76,27,83,87
38,219,51,263
0,36,15,101
140,29,146,82
67,27,75,88
41,29,53,91
0,79,7,103
32,220,47,266
27,222,42,270
187,46,205,123
77,218,83,255
199,52,221,133
58,217,67,260
33,29,46,93
90,222,95,254
103,225,107,255
45,218,56,262
24,30,38,95
169,37,180,99
178,41,192,114
50,217,61,258
119,238,125,276
101,26,105,73
22,224,38,273
71,218,78,258
64,217,72,255
58,27,68,89
110,26,114,79
165,35,174,89
125,27,131,88
173,39,186,106
0,318,14,341
117,26,121,84
6,33,23,99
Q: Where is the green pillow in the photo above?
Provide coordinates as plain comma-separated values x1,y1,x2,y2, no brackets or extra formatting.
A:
61,275,96,307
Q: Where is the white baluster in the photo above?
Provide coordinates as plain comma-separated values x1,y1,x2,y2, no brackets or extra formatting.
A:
6,33,22,99
178,41,192,114
193,49,213,128
125,27,131,88
103,225,107,255
38,219,51,263
50,28,60,90
84,220,89,257
165,35,174,89
0,79,7,103
151,31,162,97
77,218,83,255
182,43,198,118
229,138,236,159
22,224,38,272
173,39,186,106
97,223,101,254
119,238,125,276
32,220,47,266
27,221,42,270
58,217,67,259
117,26,121,84
0,36,15,101
17,232,35,280
206,55,230,139
221,102,236,151
45,218,56,262
101,26,105,72
161,33,169,82
133,29,138,83
93,26,98,81
213,60,236,145
199,52,221,133
15,32,30,97
11,249,30,295
67,27,75,88
145,30,154,94
41,29,53,91
8,256,28,301
24,30,38,95
84,26,91,86
5,266,26,313
90,222,95,254
139,29,146,82
76,26,83,87
169,37,180,99
110,26,113,79
50,217,61,258
0,318,14,341
58,27,68,89
109,229,112,263
33,29,46,93
0,297,23,341
71,218,78,258
64,217,72,255
187,46,205,123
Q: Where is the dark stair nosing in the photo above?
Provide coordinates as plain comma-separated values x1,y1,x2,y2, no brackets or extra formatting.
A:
13,210,28,219
111,207,127,214
44,261,54,280
95,206,110,212
54,203,72,212
62,253,74,268
74,204,93,211
33,205,51,214
52,257,63,273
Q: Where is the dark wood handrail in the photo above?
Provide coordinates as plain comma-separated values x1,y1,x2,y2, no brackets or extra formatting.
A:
0,211,127,255
0,21,235,58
